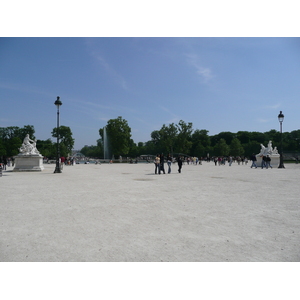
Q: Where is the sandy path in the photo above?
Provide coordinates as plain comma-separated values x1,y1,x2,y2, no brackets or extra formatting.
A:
1,161,299,261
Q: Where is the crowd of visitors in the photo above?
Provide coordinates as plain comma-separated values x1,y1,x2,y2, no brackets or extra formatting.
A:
0,156,14,170
1,153,275,175
152,153,275,174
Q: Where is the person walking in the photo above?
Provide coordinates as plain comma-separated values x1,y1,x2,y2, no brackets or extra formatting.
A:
250,153,257,168
2,156,7,170
261,155,267,169
154,154,160,174
177,156,183,173
266,155,272,169
167,153,172,174
159,153,165,174
214,157,218,166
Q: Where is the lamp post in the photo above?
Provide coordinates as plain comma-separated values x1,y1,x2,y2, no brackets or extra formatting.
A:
278,110,285,168
54,96,62,173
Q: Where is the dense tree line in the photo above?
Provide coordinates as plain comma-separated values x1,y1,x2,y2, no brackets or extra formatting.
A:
81,117,300,159
2,119,299,160
0,125,74,158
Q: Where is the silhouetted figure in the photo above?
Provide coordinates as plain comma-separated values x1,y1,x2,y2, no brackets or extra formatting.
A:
177,156,183,173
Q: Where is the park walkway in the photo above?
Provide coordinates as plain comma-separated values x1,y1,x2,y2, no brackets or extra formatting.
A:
1,161,299,261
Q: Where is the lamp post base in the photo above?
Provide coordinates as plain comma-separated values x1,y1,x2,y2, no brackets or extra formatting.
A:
278,154,285,168
54,162,62,173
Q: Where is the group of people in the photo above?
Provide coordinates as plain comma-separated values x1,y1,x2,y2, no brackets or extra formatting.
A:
250,154,272,169
212,156,248,166
154,154,183,174
0,156,14,170
152,153,274,173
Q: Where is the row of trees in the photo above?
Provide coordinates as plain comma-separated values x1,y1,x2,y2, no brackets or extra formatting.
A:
1,117,300,159
80,116,300,159
0,125,74,158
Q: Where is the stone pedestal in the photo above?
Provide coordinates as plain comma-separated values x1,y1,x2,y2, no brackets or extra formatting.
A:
256,154,280,168
13,155,44,172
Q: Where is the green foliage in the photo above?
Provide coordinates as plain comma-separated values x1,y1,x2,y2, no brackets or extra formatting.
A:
175,120,193,154
243,140,261,157
80,145,102,158
214,138,230,156
6,137,22,156
150,120,193,155
99,116,132,157
191,129,211,157
0,125,35,157
152,123,178,154
0,139,6,156
1,120,299,160
52,125,75,156
36,139,55,158
211,132,235,146
230,138,244,156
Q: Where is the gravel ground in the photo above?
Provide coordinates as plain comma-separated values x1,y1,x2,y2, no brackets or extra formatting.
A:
1,161,299,262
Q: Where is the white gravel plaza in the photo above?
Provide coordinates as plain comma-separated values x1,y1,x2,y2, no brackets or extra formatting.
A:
1,160,300,262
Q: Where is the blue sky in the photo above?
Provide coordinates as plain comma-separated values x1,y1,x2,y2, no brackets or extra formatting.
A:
1,37,300,150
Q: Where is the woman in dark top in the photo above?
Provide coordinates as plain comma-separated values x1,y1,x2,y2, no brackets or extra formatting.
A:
177,156,183,173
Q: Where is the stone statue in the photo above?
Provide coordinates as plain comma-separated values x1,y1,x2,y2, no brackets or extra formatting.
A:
19,134,40,155
266,140,273,154
257,141,279,156
256,140,280,168
258,144,266,156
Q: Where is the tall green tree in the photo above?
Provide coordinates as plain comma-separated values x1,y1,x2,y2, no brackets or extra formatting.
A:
52,125,75,157
236,131,251,144
249,132,265,144
0,125,36,157
0,139,6,156
211,131,235,147
158,123,178,154
174,120,193,154
243,140,261,157
214,138,230,156
191,129,211,157
80,144,102,158
99,116,132,157
6,137,22,156
230,138,244,156
150,130,162,152
144,140,157,155
37,139,55,158
19,125,35,140
287,130,300,152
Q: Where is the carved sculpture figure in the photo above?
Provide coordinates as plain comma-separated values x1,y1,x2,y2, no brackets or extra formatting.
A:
266,140,273,154
19,134,40,155
257,141,279,156
258,144,266,156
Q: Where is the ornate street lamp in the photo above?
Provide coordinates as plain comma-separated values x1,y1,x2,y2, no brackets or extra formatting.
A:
278,110,285,168
54,96,62,173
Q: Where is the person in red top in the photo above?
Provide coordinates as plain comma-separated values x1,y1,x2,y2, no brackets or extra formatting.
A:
60,156,66,169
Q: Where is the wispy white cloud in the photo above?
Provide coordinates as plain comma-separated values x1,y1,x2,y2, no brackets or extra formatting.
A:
0,81,53,98
185,53,214,83
0,117,19,123
72,99,116,111
257,118,271,123
264,103,281,110
159,105,181,124
85,40,129,91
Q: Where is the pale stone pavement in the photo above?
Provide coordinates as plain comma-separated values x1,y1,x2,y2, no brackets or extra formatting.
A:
1,161,299,262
